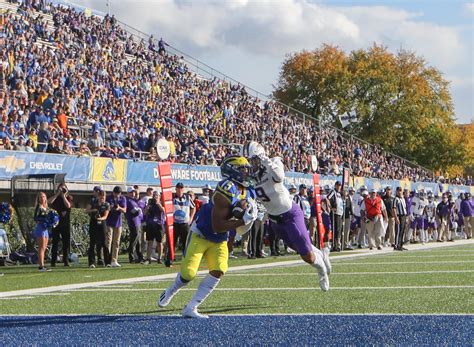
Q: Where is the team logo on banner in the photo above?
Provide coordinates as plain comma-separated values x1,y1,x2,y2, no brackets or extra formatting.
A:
103,161,116,181
92,158,126,183
0,156,26,173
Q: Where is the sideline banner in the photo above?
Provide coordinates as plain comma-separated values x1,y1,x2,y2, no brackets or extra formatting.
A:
0,151,472,194
0,151,90,181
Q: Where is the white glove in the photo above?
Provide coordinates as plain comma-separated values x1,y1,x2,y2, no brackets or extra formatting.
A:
242,198,258,225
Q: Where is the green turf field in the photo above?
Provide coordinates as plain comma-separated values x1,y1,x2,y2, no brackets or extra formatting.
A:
1,244,473,315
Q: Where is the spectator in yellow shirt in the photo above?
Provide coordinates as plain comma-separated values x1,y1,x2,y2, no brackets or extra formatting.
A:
28,128,38,149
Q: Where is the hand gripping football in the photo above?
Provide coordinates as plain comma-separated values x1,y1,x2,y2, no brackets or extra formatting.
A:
232,199,248,219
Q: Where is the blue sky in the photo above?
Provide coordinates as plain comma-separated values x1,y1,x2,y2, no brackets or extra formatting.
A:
73,0,473,124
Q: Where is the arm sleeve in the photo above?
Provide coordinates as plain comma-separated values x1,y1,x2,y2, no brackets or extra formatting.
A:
262,156,285,182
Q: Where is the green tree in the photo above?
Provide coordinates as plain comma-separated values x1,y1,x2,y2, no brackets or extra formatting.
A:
273,44,466,173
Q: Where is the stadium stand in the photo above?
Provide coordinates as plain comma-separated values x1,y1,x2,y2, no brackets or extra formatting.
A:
0,0,470,185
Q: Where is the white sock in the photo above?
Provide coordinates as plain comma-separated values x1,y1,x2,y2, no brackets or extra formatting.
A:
169,272,188,296
186,274,220,310
310,245,326,271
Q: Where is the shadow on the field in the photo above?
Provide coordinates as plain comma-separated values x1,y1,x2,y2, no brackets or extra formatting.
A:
130,304,278,316
0,315,133,328
203,304,278,314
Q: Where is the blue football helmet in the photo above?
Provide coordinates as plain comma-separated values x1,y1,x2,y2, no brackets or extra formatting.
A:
220,155,254,188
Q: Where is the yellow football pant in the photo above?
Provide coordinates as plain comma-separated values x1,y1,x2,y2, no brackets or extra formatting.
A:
180,232,229,281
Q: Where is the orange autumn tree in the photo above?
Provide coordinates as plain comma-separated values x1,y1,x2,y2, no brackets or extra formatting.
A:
273,44,467,173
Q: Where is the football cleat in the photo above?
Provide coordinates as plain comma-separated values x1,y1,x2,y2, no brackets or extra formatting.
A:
319,273,329,292
323,247,332,275
182,306,209,319
158,288,176,308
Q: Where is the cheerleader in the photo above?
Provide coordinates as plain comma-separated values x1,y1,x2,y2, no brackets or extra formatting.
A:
33,192,50,272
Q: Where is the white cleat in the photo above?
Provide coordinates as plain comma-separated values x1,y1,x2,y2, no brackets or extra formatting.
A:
315,263,329,292
319,272,329,292
182,306,209,319
158,288,176,308
323,247,332,275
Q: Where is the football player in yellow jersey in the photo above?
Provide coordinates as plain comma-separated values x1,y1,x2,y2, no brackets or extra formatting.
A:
158,156,258,318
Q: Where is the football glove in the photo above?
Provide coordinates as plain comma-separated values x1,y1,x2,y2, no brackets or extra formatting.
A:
242,198,258,225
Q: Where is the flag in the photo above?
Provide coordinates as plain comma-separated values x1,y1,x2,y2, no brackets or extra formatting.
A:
339,112,357,128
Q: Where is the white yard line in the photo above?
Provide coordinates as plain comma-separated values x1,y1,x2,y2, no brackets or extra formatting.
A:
1,239,473,299
1,313,472,316
332,261,474,265
225,270,474,276
353,255,474,258
65,285,474,292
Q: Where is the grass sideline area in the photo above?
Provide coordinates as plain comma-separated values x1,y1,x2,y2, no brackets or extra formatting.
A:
1,243,472,315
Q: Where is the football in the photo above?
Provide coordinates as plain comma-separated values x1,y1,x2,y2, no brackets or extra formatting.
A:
231,199,248,219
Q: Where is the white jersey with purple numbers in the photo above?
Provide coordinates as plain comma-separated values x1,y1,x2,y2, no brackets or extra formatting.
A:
254,156,293,215
353,194,364,217
415,198,428,216
425,202,436,219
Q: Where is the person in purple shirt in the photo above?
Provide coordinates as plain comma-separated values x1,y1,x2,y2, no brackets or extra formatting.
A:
125,187,143,263
460,193,473,239
436,194,455,242
143,191,165,264
106,186,127,267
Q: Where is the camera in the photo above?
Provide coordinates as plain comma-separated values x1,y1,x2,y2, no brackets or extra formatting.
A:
95,212,102,225
131,207,141,217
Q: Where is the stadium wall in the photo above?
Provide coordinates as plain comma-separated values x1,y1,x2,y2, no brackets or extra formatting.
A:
0,151,472,195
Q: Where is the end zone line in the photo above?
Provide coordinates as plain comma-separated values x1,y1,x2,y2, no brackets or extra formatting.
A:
224,270,474,275
1,239,473,299
1,313,472,317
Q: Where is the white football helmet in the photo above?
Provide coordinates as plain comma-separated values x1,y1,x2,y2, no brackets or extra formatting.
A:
241,141,266,178
241,141,266,159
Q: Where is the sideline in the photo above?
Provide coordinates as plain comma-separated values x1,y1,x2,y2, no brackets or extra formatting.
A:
1,239,473,299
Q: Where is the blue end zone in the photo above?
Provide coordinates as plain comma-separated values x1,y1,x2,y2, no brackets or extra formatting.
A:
0,315,472,345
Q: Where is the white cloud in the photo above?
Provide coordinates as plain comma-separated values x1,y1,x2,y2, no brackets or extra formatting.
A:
465,3,474,13
77,0,467,71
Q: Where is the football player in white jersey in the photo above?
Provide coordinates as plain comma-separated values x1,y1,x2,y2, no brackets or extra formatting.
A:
241,141,331,291
423,193,438,242
411,190,428,244
355,186,368,248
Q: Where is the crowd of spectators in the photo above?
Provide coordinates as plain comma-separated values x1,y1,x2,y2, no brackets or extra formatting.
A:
0,0,471,185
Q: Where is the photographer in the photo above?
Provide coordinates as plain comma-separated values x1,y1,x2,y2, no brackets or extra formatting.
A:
86,186,110,268
143,191,165,264
106,186,127,267
86,190,111,267
48,183,73,267
126,187,143,263
139,187,154,255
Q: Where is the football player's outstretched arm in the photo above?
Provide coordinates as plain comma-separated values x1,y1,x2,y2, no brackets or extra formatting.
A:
212,192,245,233
262,156,285,183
